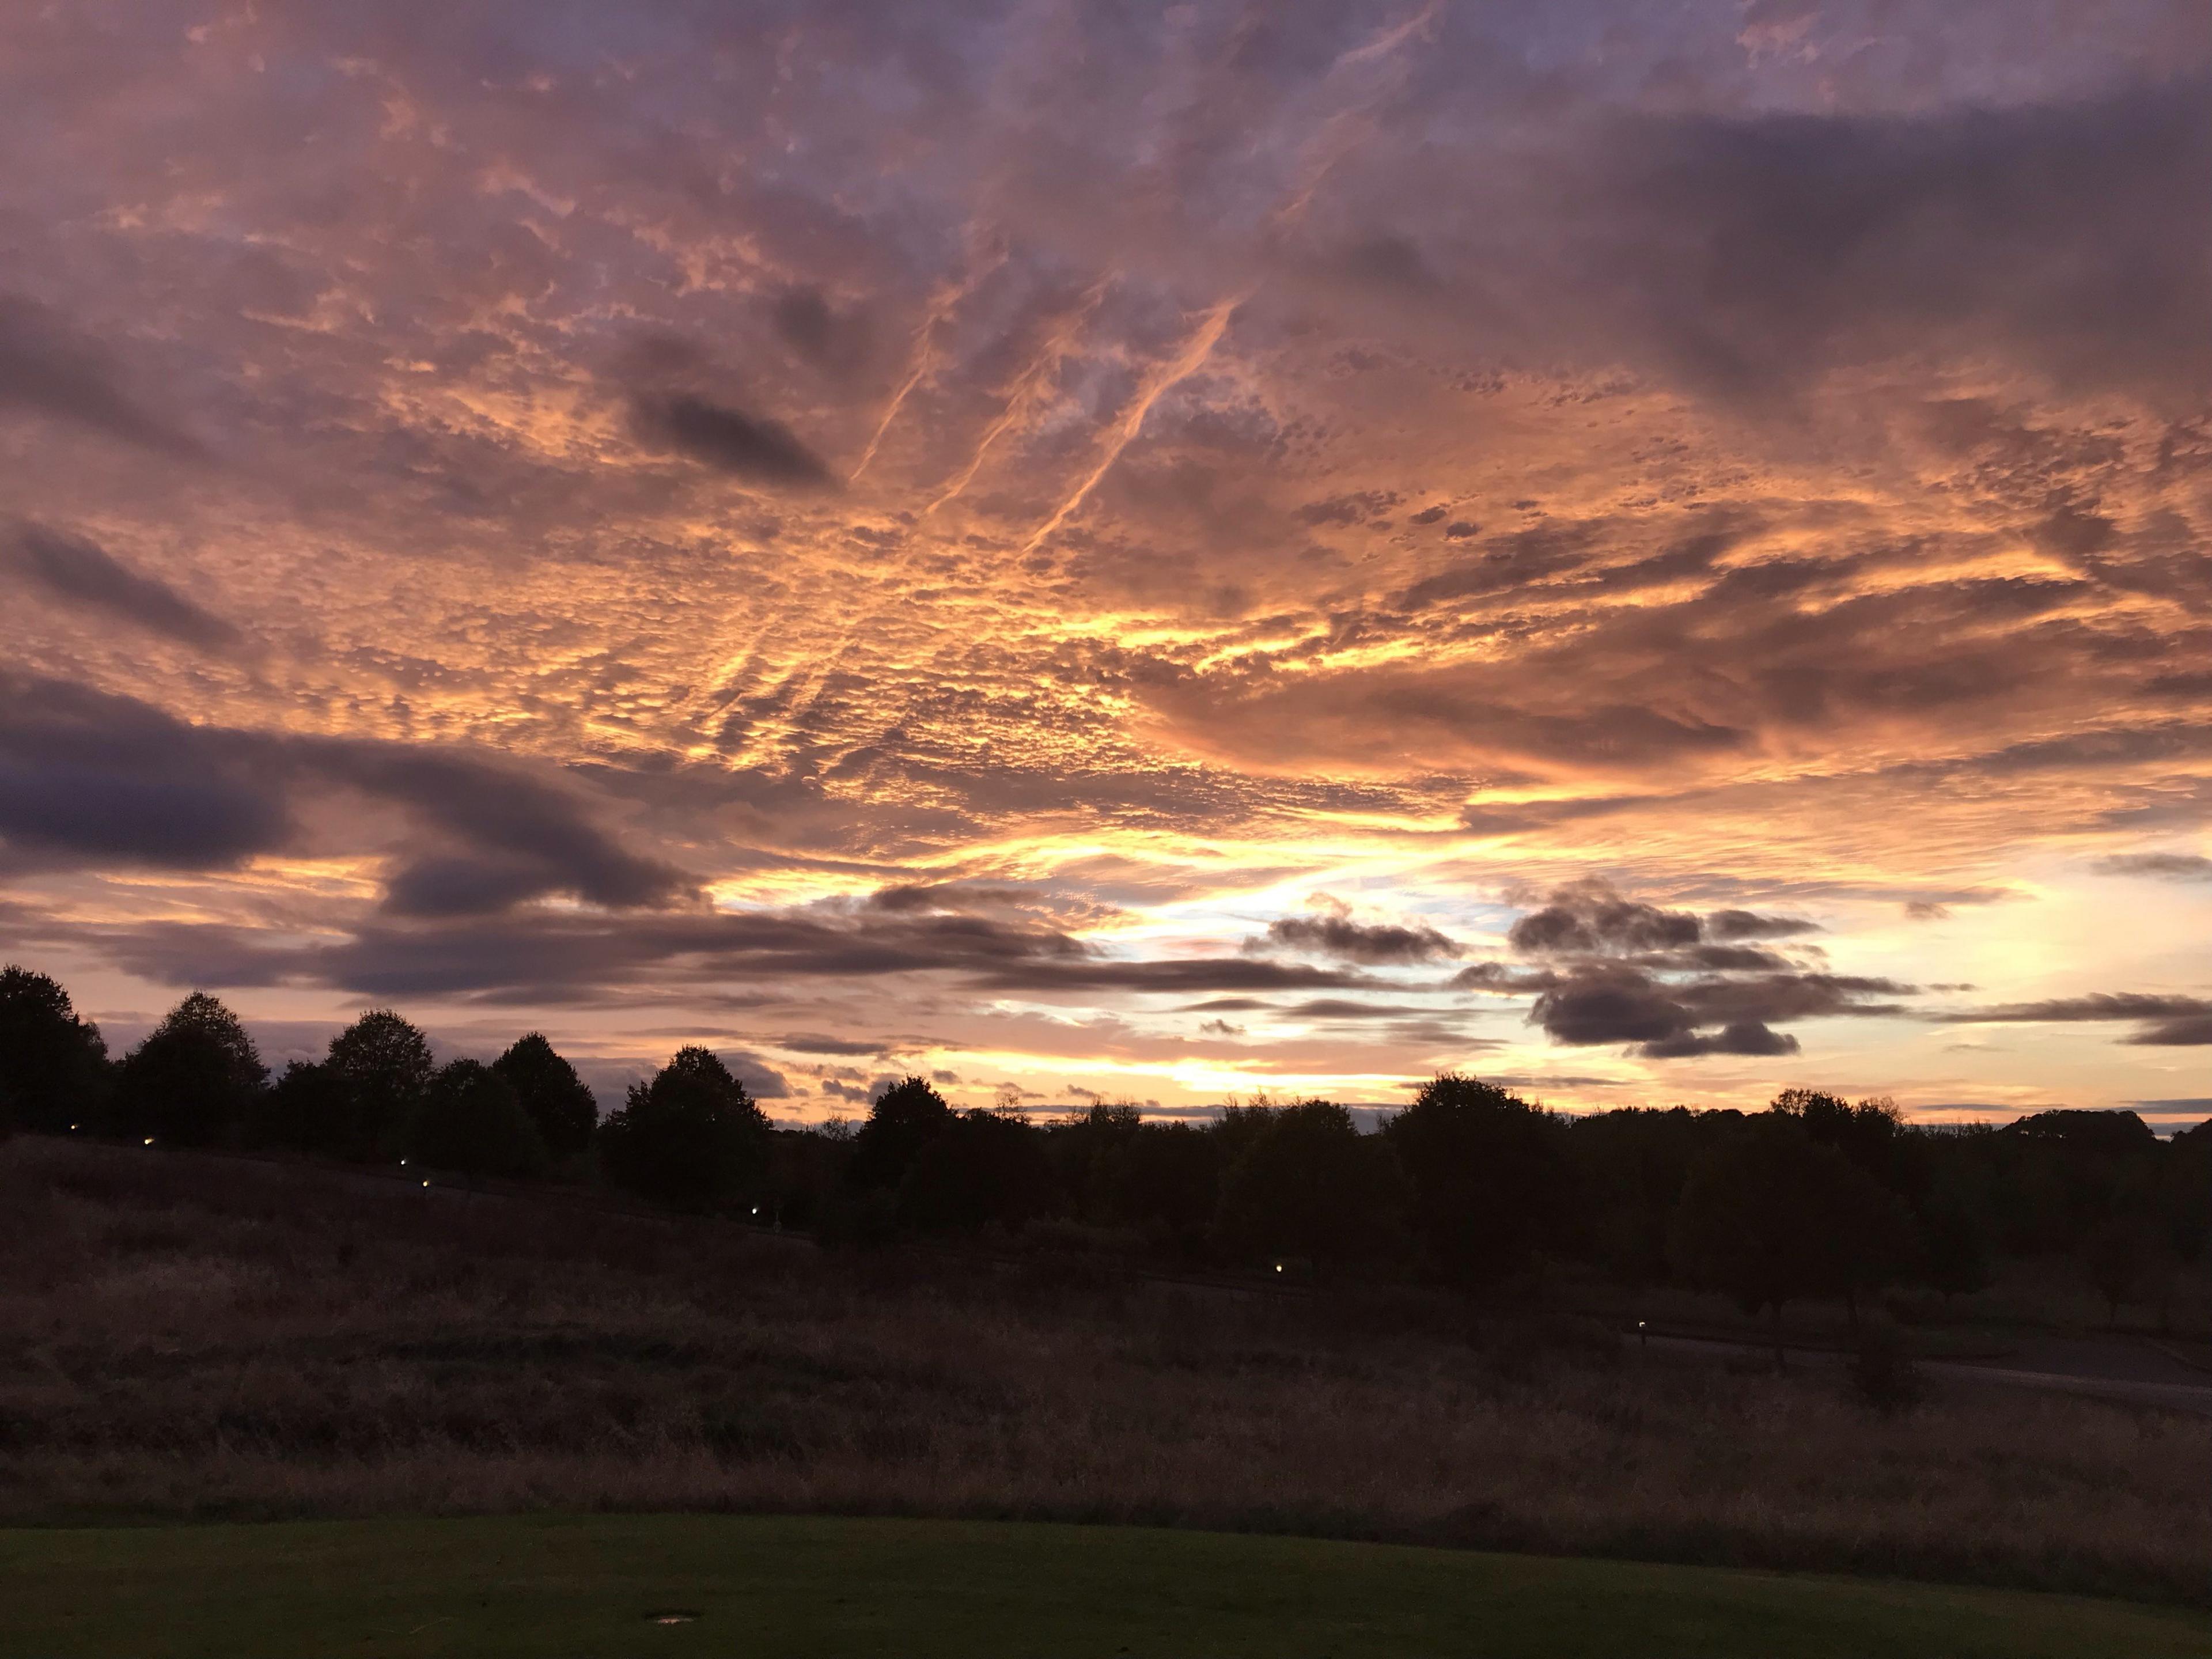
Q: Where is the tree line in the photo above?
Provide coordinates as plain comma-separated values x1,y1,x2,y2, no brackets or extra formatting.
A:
3,965,2207,1324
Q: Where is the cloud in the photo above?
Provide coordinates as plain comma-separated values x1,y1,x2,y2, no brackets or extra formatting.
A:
1452,880,1892,1059
2094,852,2212,881
1256,910,1463,964
0,296,199,456
1940,992,2212,1047
10,525,240,650
1506,878,1814,959
0,675,286,868
0,673,688,912
631,392,835,488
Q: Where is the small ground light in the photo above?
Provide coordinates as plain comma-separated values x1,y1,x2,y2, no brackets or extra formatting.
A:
646,1611,699,1625
421,1180,430,1188
143,1137,154,1146
1274,1263,1283,1273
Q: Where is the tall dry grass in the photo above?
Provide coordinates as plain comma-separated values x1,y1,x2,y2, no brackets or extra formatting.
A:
2,1135,2207,1603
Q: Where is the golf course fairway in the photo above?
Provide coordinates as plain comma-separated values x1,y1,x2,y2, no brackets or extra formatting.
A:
3,1513,2207,1658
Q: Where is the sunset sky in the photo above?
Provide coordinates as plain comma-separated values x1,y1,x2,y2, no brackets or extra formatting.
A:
4,1,2210,1124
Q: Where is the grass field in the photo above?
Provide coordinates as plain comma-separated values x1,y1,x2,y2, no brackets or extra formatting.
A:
5,1514,2211,1659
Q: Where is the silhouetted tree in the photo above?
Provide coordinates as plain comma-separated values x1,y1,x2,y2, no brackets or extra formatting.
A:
491,1032,599,1163
847,1075,952,1192
1669,1118,1910,1358
0,964,109,1134
111,992,266,1146
1773,1088,1922,1198
598,1046,771,1211
1214,1100,1406,1270
1110,1122,1224,1256
1915,1185,1993,1301
325,1010,436,1161
249,1059,349,1153
898,1109,1058,1233
406,1059,549,1183
1386,1073,1567,1287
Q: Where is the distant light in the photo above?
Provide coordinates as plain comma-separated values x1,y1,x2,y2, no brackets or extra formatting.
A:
751,1206,759,1215
69,1123,78,1131
1274,1263,1283,1273
421,1180,430,1188
143,1137,155,1146
399,1158,408,1166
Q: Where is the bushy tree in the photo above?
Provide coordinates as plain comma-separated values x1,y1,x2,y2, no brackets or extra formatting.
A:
1214,1100,1406,1269
1110,1122,1224,1256
406,1059,549,1183
325,1009,435,1161
1773,1088,1922,1197
248,1059,349,1153
0,964,109,1134
1670,1118,1910,1354
111,992,267,1146
847,1075,952,1192
898,1109,1058,1233
1387,1073,1567,1287
492,1032,599,1162
598,1046,771,1211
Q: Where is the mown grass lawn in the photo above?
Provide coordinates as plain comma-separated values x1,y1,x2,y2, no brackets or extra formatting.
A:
4,1514,2209,1659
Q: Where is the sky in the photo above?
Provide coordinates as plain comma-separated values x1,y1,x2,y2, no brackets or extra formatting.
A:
3,0,2210,1125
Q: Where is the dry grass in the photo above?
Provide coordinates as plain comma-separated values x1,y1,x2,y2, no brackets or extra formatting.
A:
3,1136,2208,1605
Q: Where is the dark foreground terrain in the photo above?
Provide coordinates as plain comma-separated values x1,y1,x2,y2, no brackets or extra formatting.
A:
9,1515,2212,1659
3,1136,2209,1609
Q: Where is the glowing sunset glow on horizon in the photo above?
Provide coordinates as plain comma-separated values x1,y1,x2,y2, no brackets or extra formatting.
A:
3,2,2211,1124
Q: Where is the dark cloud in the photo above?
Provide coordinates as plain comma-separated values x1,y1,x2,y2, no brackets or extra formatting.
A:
1257,912,1463,964
631,392,835,488
2094,852,2212,881
1940,993,2212,1047
771,285,871,380
719,1050,791,1100
772,1033,884,1056
0,675,286,867
1579,75,2212,406
11,524,240,650
0,296,198,456
1529,966,1906,1058
1455,880,1895,1058
1707,908,1821,940
0,673,687,913
1641,1020,1800,1059
1509,882,1700,955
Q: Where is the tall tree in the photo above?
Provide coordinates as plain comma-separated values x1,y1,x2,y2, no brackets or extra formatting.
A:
407,1059,549,1183
325,1010,435,1161
1213,1100,1407,1270
492,1032,599,1162
111,992,266,1146
0,964,109,1134
847,1075,952,1192
1670,1118,1910,1358
1386,1073,1568,1288
598,1046,771,1211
